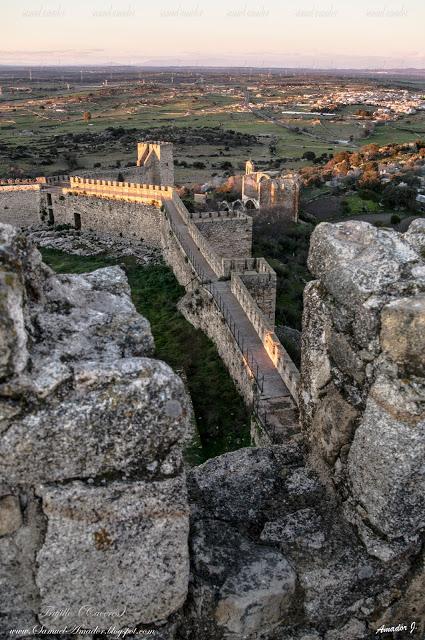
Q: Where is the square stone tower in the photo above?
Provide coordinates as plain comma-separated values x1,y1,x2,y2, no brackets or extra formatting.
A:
137,141,174,186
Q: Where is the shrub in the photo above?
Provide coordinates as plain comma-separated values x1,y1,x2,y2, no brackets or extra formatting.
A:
341,199,350,214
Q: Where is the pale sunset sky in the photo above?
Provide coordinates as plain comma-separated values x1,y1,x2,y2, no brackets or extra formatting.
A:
1,0,424,68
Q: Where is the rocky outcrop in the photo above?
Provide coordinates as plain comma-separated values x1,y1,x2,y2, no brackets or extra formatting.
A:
300,220,425,554
0,223,191,635
26,226,162,264
176,445,409,639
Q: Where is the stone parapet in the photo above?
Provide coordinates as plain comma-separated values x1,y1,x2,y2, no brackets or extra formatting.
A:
0,183,41,192
66,176,173,207
300,219,425,559
231,271,299,402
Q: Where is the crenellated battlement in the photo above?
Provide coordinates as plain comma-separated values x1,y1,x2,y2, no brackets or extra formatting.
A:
163,193,299,408
69,176,173,192
230,270,299,400
64,176,174,207
189,210,247,221
0,183,41,192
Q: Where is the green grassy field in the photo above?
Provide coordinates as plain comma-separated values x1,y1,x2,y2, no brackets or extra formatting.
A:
40,249,251,463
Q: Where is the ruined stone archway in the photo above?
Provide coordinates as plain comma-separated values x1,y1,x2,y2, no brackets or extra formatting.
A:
244,199,258,210
232,199,244,211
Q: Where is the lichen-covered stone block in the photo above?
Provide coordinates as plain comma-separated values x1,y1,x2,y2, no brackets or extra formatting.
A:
348,394,425,540
0,358,189,484
36,479,189,629
215,550,296,636
0,495,22,536
381,295,425,376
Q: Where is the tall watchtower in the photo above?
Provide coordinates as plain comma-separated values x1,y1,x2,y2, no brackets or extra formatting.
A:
137,141,174,186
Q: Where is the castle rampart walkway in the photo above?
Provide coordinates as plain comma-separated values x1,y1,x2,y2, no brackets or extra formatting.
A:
164,199,292,406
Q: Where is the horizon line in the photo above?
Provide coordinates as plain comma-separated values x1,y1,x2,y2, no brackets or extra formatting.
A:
0,64,425,72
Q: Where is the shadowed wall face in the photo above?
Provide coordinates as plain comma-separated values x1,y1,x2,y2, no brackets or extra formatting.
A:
46,193,163,247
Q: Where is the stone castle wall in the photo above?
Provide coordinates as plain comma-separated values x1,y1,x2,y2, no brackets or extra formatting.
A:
161,216,257,405
66,176,173,206
230,272,300,402
162,204,300,408
0,187,41,227
189,210,246,221
231,272,274,339
46,192,163,247
241,270,276,322
193,216,253,259
180,287,258,405
0,179,44,185
0,150,300,427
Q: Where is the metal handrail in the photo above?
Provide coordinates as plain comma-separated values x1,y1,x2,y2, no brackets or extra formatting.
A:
204,281,265,393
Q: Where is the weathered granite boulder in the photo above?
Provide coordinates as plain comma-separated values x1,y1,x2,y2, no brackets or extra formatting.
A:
307,221,419,309
189,447,280,525
215,549,296,636
404,217,425,253
301,220,425,540
0,494,22,535
298,219,425,634
348,392,425,541
0,223,191,634
0,490,44,636
0,358,189,484
380,294,425,376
